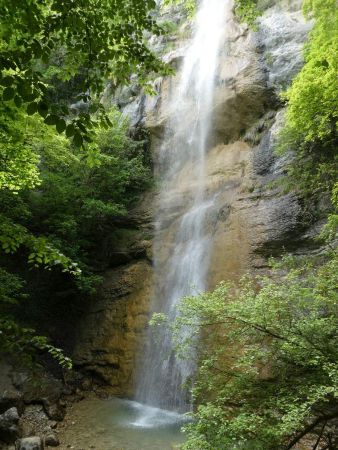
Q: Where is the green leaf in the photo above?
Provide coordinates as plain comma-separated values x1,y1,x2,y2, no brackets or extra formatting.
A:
66,124,76,137
0,76,14,87
44,114,58,125
14,96,22,108
42,52,50,64
73,133,83,147
105,116,113,127
89,104,99,114
25,91,39,102
27,102,38,115
38,102,49,118
77,122,87,133
56,119,66,134
17,81,36,101
3,87,15,101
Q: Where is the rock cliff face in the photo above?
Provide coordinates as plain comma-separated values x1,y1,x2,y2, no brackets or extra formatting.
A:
73,0,318,395
74,260,153,396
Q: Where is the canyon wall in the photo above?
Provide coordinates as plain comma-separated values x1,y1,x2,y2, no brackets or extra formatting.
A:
72,0,320,396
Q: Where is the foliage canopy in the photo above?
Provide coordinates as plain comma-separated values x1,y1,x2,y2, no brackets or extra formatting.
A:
166,248,338,449
0,100,151,363
234,0,260,28
0,0,170,146
279,0,338,198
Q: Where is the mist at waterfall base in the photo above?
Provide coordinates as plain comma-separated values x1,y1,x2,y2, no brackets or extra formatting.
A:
133,0,229,428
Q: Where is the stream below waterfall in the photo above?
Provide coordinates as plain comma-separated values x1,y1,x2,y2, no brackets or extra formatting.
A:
57,397,187,450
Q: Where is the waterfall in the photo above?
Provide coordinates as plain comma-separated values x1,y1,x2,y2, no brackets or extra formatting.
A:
136,0,230,414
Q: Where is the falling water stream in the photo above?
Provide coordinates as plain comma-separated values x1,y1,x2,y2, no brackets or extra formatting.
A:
134,0,230,422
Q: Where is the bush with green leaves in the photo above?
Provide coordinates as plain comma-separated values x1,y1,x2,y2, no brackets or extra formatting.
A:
163,0,196,16
278,0,338,199
283,0,337,144
0,104,41,193
0,0,161,366
24,107,152,278
1,102,151,276
163,186,338,450
162,246,337,449
234,0,260,28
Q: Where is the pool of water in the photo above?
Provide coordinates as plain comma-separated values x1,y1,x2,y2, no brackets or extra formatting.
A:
58,397,188,450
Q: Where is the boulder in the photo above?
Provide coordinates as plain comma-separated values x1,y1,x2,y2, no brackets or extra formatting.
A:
44,432,59,447
13,373,62,408
0,363,24,415
0,407,20,443
16,437,43,450
18,404,57,442
11,372,65,422
42,404,64,422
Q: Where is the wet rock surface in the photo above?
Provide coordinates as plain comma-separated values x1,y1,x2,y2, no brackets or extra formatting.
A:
257,0,313,91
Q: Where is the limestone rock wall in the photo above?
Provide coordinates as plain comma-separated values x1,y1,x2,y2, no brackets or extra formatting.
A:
72,0,319,396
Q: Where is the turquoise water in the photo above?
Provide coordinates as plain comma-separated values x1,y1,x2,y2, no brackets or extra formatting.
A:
59,397,188,450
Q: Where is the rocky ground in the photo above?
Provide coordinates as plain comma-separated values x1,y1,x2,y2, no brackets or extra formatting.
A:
0,361,98,450
0,359,320,449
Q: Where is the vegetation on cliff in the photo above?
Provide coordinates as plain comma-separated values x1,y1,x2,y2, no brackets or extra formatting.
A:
279,0,338,200
0,101,152,366
234,0,261,28
0,0,171,147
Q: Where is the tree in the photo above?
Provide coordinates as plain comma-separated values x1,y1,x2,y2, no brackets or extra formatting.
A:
283,0,338,144
166,249,338,449
0,100,152,362
0,0,166,366
0,0,171,146
234,0,261,28
278,0,338,199
22,106,152,285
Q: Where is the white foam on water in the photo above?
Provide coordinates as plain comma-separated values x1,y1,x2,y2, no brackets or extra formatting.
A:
113,399,190,429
